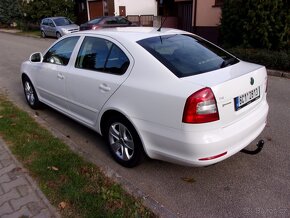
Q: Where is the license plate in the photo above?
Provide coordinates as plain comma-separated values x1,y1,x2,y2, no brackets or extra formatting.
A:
234,87,260,111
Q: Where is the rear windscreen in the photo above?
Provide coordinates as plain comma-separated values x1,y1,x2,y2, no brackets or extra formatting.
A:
138,34,239,78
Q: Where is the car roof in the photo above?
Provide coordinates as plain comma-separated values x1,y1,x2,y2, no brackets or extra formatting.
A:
43,17,66,20
77,27,189,42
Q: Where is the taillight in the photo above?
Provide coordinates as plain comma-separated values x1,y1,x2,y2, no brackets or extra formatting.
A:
182,87,219,124
265,77,268,93
92,25,101,30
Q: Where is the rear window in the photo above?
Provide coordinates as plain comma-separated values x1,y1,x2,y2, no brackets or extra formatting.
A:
137,34,239,78
88,18,102,24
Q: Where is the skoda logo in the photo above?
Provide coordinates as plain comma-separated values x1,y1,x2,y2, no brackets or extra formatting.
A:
250,77,254,85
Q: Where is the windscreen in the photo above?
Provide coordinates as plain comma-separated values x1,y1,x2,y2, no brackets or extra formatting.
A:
138,34,239,78
54,18,73,26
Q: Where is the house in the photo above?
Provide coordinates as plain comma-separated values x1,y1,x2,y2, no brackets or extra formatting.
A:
157,0,222,43
114,0,157,16
75,0,157,24
75,0,222,43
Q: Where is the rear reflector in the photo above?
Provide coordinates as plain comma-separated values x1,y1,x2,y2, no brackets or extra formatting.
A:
199,152,227,161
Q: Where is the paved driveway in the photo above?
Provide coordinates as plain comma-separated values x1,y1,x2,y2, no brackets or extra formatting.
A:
0,32,289,217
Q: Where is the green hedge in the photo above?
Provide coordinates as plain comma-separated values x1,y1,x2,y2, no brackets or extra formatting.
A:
228,48,290,71
221,0,290,50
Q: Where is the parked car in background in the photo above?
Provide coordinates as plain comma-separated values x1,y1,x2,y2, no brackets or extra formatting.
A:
80,16,134,30
40,17,79,39
20,27,268,168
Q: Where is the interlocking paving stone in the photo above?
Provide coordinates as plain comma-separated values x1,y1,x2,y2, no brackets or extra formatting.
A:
16,185,31,197
0,164,15,177
0,158,14,167
0,188,20,206
2,177,28,193
0,202,13,217
0,138,60,217
11,191,39,211
0,173,11,184
1,206,32,218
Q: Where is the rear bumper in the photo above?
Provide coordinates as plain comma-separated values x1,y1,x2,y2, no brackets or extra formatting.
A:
134,99,269,167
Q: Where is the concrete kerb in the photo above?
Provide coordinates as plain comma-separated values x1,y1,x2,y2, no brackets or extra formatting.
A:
267,69,290,79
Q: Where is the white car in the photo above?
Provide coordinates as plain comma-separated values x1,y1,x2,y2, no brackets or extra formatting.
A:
21,27,269,167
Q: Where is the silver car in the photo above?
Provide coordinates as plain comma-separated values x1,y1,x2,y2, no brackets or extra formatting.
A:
40,17,79,39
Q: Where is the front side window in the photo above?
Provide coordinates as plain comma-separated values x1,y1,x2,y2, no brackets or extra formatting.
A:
42,19,48,25
138,34,239,78
47,19,54,27
76,37,129,75
43,36,80,66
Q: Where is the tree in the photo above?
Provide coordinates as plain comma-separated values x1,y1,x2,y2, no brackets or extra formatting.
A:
0,0,22,25
20,0,76,24
221,0,290,50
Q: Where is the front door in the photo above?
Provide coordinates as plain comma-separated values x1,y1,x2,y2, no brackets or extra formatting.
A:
36,36,80,111
119,6,126,16
89,0,104,19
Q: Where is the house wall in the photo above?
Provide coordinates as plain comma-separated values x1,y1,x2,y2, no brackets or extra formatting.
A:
114,0,157,16
195,0,221,26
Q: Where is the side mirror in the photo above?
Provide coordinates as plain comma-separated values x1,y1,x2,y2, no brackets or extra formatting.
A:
29,52,43,63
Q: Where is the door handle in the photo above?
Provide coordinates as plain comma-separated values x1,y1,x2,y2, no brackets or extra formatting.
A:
99,83,111,92
57,73,64,80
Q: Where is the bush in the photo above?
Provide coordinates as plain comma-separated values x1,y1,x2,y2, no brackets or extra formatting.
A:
228,48,290,71
0,0,22,26
20,0,76,24
221,0,290,50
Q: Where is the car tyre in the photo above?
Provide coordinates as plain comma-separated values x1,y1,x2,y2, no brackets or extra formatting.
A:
56,32,61,39
104,116,145,168
41,31,46,38
22,77,41,109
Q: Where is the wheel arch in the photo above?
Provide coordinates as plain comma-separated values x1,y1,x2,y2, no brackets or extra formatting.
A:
99,109,148,156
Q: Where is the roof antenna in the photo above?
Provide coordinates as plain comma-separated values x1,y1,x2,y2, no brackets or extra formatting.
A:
157,16,167,32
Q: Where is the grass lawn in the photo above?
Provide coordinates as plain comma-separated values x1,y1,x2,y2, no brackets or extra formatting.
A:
0,95,154,218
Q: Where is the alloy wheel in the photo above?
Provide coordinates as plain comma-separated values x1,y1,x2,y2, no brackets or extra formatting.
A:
108,122,134,161
24,81,35,106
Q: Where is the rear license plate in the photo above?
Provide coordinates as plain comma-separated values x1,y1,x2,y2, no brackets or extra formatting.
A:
234,86,260,111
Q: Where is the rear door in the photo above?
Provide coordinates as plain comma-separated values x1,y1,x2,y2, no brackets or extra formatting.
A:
65,35,133,126
47,19,56,37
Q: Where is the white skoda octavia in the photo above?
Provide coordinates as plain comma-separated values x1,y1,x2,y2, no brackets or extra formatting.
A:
21,27,269,167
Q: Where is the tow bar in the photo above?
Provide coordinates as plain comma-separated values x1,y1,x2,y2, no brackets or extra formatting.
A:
241,139,265,155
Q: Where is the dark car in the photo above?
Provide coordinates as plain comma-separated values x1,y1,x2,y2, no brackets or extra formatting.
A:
80,16,134,30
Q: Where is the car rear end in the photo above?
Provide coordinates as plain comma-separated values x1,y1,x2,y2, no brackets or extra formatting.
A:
177,63,268,166
136,32,268,166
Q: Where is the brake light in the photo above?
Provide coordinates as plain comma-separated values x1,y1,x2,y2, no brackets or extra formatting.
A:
182,87,219,123
92,25,101,30
265,77,268,93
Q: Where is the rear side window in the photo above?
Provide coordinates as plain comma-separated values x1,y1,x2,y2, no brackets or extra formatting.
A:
76,36,130,75
43,36,80,66
138,34,239,78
